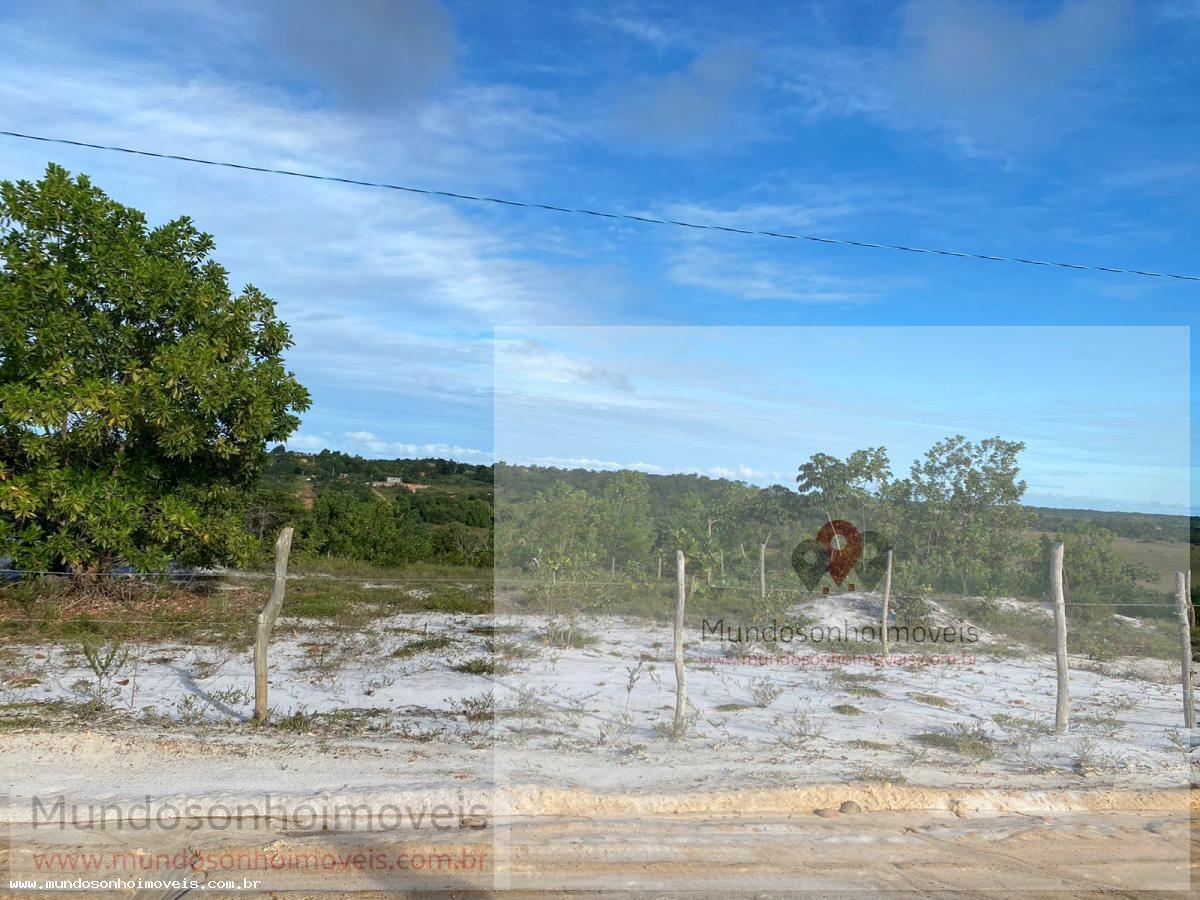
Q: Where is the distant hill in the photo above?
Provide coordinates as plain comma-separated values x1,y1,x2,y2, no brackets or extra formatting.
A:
265,447,493,493
264,450,1187,542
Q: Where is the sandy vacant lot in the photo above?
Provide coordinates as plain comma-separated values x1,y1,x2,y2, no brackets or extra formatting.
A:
2,590,1196,893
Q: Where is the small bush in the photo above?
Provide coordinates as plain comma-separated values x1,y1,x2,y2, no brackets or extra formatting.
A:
914,724,995,760
846,684,884,699
274,709,315,733
849,739,891,751
747,676,784,708
448,691,494,722
772,710,823,748
832,704,864,716
453,656,513,676
909,692,953,709
992,712,1050,734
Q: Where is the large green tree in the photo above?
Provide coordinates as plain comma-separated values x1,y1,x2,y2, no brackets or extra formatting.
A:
0,165,309,571
593,470,653,574
894,435,1031,594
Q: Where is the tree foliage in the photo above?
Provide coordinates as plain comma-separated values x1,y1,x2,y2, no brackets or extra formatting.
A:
0,165,309,571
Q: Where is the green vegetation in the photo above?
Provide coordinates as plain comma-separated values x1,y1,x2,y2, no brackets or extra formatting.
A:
393,635,454,657
0,168,1186,647
914,724,996,760
0,165,309,572
909,692,953,709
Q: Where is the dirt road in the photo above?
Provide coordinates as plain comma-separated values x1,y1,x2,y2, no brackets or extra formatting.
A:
5,808,1193,895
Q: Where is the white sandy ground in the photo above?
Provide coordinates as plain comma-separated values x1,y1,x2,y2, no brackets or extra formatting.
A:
2,591,1196,893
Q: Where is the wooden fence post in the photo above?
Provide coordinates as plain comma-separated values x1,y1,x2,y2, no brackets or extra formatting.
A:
758,542,766,603
254,527,294,723
880,549,893,658
1187,569,1194,628
672,550,687,739
1174,572,1195,729
1051,541,1069,735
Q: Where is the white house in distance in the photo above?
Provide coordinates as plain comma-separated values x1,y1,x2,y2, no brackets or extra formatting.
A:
368,476,430,492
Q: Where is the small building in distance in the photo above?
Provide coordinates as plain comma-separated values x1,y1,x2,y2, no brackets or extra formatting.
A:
369,476,431,492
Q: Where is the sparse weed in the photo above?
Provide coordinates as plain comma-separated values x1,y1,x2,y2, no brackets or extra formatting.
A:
772,709,823,748
747,675,784,708
909,692,953,709
992,712,1051,735
914,724,996,760
393,635,452,657
448,691,495,722
453,656,513,676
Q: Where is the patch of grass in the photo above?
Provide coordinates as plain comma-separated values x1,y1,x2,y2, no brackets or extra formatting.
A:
909,692,953,709
448,691,494,722
829,671,877,684
913,724,996,760
484,637,538,659
453,656,513,676
846,684,884,699
423,588,490,615
715,703,750,712
286,593,349,618
273,709,315,733
849,739,891,751
0,699,112,730
393,635,453,657
832,704,864,716
1076,712,1124,736
540,625,596,648
992,712,1051,734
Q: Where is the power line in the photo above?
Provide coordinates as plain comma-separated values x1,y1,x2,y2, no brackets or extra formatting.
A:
2,129,1197,283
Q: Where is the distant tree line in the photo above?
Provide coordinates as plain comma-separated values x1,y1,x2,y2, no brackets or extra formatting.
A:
493,435,1168,615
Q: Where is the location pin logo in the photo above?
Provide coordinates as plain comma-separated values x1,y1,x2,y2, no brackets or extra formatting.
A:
816,519,862,586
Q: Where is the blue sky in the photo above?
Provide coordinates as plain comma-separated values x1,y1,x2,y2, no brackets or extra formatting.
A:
1,1,1196,511
495,327,1189,513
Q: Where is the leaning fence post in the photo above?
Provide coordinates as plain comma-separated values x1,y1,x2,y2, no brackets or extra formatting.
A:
672,550,687,739
1051,541,1069,734
1174,572,1195,730
1187,569,1194,628
880,549,893,658
254,527,294,723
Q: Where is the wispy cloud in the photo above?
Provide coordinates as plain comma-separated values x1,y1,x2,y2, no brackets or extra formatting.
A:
289,431,491,461
666,247,894,304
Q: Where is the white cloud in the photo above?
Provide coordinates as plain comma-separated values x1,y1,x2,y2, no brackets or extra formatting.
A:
526,456,664,473
287,431,491,461
666,247,891,304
